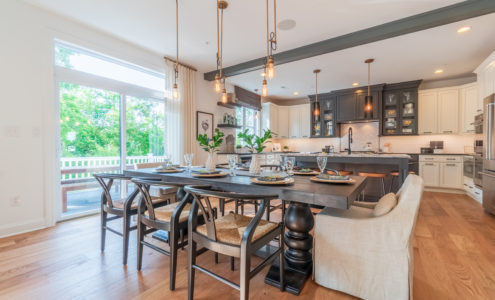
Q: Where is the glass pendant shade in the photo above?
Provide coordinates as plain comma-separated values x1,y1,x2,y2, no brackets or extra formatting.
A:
314,101,320,122
221,88,228,103
214,74,222,93
262,79,268,96
364,95,373,117
172,83,179,99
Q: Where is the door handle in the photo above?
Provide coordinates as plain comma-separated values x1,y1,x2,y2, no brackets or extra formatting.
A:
480,172,495,179
446,164,457,166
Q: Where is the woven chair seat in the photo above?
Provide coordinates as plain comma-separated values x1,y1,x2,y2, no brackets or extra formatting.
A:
112,196,164,209
145,202,194,223
196,212,278,245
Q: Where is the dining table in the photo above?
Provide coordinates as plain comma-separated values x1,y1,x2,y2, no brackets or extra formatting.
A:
124,167,367,295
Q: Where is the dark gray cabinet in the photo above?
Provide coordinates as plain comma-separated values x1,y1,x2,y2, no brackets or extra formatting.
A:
333,84,384,123
337,94,357,122
309,93,339,138
381,80,421,136
356,91,380,120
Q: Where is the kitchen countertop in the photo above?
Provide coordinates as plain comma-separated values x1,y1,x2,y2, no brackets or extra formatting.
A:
281,152,410,159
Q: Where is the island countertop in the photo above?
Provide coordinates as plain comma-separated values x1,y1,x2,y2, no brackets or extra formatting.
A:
280,152,411,159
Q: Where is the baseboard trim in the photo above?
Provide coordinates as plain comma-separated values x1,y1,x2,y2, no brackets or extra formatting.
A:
0,218,48,238
424,187,465,194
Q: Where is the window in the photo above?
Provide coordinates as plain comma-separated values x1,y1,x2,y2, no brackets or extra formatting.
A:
55,41,166,219
235,106,260,146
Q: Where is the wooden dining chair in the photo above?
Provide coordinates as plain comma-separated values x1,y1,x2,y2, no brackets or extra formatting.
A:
134,162,178,202
131,178,212,291
185,185,285,300
94,173,168,265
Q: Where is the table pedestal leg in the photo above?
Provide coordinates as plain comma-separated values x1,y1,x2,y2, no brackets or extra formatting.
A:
265,202,314,295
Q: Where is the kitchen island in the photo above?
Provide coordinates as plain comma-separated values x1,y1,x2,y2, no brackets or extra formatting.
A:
283,152,411,188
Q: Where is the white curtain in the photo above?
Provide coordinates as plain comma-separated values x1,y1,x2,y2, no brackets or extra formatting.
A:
164,59,196,165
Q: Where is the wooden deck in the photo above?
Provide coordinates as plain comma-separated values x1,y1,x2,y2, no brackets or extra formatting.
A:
0,192,494,299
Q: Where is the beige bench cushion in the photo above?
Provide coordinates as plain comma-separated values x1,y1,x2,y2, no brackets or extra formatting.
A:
373,193,397,217
196,213,278,245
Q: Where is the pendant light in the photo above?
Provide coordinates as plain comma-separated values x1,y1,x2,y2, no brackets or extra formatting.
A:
364,58,374,117
215,1,228,96
261,0,277,95
172,0,180,99
313,69,321,122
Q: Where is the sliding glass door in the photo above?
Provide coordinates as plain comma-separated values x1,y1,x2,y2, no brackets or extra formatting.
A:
55,41,166,219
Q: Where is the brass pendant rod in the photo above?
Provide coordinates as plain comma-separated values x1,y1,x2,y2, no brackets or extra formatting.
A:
175,0,179,83
220,5,224,79
368,62,370,96
266,0,269,58
216,1,220,72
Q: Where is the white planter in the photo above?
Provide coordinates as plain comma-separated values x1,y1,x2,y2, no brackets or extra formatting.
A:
249,153,261,175
205,152,216,172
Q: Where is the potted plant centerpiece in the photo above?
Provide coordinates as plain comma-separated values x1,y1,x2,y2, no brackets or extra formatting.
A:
197,128,225,172
237,129,272,174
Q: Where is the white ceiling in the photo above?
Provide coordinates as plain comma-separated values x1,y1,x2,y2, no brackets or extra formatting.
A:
24,0,495,98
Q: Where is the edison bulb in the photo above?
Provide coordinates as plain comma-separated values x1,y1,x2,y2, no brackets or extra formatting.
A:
172,83,179,99
221,89,228,103
262,79,268,97
267,57,275,79
214,74,222,93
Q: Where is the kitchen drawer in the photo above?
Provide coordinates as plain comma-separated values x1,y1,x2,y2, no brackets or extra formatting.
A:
438,156,463,163
419,155,440,162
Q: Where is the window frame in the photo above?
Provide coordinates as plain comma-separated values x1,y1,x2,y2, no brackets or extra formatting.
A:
236,106,261,146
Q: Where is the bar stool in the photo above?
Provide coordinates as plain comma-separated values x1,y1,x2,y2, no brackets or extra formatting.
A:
389,170,415,193
185,185,285,300
357,172,387,201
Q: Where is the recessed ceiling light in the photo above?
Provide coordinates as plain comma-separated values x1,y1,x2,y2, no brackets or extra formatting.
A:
352,82,359,86
278,19,296,31
457,26,471,33
434,69,444,74
293,91,299,96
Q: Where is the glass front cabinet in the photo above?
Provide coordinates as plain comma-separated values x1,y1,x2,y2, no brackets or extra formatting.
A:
309,93,339,138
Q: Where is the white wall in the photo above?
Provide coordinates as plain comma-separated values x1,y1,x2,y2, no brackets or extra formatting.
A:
0,1,165,237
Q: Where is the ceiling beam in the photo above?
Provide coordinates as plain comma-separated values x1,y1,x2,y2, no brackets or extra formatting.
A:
204,0,495,81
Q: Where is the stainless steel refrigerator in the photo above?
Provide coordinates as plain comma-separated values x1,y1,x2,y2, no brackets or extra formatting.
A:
482,93,495,215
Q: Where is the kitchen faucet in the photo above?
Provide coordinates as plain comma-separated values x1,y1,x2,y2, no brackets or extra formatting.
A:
345,127,353,155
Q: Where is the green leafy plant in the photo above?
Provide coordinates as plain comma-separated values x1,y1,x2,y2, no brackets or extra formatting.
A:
237,129,272,153
197,128,224,152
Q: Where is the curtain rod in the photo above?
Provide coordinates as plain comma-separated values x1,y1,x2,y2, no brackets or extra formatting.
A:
164,57,197,72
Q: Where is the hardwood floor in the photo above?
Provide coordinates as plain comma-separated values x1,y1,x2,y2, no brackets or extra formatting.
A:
1,192,494,299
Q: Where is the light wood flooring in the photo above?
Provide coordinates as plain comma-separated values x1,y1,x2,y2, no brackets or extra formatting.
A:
1,192,494,299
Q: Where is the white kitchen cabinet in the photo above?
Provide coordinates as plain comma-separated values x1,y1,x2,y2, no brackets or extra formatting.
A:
438,89,459,134
440,162,463,189
460,83,478,133
277,106,289,138
419,155,464,189
300,104,311,138
261,102,279,136
419,161,440,187
418,92,438,134
418,87,460,134
289,106,301,138
475,51,495,111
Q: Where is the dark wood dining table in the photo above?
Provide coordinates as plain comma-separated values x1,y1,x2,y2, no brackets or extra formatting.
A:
125,168,367,295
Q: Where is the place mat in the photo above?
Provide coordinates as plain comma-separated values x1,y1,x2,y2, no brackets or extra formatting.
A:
153,168,183,173
250,177,294,185
191,172,228,178
293,170,319,176
310,176,356,184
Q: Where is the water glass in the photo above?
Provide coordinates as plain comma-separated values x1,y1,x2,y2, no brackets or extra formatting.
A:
316,155,327,174
227,154,237,176
184,153,194,173
285,156,296,178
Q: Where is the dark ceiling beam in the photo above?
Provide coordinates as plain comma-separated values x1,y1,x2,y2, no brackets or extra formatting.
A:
204,0,495,81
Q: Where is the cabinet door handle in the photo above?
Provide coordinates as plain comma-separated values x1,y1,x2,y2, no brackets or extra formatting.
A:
443,130,453,133
446,158,456,161
425,158,434,160
423,131,432,134
446,163,457,166
480,172,495,179
425,163,435,166
475,191,480,195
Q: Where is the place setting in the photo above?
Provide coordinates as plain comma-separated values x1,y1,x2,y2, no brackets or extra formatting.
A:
153,155,184,173
309,156,356,184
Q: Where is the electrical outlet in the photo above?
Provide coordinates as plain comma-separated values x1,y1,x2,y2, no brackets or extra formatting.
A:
4,126,21,138
10,196,21,207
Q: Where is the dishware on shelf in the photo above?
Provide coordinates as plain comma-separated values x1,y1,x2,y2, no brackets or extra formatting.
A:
184,153,194,173
316,155,328,174
227,154,237,176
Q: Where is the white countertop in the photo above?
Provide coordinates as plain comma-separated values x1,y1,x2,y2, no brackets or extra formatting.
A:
281,152,411,159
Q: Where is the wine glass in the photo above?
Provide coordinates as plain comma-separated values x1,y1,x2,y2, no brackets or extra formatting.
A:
227,154,237,176
285,156,296,178
184,153,194,173
316,155,327,175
